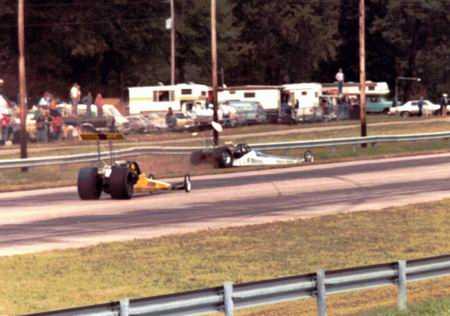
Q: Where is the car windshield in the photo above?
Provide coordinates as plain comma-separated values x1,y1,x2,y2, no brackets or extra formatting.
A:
231,102,257,111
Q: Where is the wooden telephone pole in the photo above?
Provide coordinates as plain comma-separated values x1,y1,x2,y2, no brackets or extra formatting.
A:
359,0,367,139
170,0,176,85
18,0,28,169
211,0,219,145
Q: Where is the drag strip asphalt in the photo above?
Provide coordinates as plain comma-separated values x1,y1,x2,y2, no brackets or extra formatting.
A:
1,152,450,256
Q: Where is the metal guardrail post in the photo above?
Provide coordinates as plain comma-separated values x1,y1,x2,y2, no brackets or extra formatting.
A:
223,282,234,316
397,260,408,311
120,298,129,316
316,270,327,316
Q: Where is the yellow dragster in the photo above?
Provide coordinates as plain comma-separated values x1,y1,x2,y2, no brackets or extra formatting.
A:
77,129,192,200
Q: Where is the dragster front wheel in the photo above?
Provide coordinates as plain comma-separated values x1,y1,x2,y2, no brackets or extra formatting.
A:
184,175,192,193
304,150,314,163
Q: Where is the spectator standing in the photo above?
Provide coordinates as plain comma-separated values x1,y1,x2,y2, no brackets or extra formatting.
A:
36,109,48,143
51,111,63,141
82,91,94,117
95,93,104,117
11,114,21,144
440,93,448,117
38,92,51,107
166,107,175,128
336,68,345,95
1,113,11,143
0,112,2,144
70,83,81,116
418,97,424,117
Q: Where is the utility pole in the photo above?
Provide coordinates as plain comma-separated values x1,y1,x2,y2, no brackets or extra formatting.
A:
18,0,28,171
211,0,219,146
359,0,367,140
170,0,176,85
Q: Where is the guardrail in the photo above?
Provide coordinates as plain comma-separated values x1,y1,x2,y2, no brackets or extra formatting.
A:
252,131,450,151
2,131,450,170
27,254,450,316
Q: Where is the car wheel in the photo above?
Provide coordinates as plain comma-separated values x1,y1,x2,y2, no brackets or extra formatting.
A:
304,150,315,163
184,175,192,192
215,148,234,168
400,111,410,118
110,166,134,199
77,167,102,200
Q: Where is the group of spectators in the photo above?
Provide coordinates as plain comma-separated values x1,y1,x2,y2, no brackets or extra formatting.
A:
0,83,107,145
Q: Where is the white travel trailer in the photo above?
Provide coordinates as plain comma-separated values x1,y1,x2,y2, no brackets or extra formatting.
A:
282,83,323,122
128,83,210,115
322,81,390,96
218,85,282,122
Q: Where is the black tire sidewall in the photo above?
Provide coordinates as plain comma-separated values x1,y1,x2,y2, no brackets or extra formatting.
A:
110,167,134,199
215,148,233,168
77,167,102,200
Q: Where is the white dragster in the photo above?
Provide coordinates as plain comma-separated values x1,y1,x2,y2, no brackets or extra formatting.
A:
191,143,314,168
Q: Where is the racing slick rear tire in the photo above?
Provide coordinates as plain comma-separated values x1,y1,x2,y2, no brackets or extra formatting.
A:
215,148,234,168
110,166,134,200
304,150,315,163
184,175,192,192
77,167,102,200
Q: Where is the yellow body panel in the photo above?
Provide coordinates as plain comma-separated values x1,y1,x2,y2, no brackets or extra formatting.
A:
134,174,172,193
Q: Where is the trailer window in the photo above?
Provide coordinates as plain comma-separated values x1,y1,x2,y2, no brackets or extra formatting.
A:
181,89,192,95
244,92,255,98
153,90,173,102
302,91,308,96
230,90,236,94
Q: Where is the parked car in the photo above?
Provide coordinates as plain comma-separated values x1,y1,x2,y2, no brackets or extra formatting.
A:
126,115,151,134
145,113,168,132
389,100,440,117
167,112,196,131
192,104,224,129
366,96,393,113
56,103,130,132
227,101,267,125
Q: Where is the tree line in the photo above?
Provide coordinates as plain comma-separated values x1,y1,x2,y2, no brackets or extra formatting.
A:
0,0,449,102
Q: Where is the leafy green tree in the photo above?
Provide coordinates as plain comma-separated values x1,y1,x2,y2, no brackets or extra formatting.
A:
372,0,450,99
231,0,340,84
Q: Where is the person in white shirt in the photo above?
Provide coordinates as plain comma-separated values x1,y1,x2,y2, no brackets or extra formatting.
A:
335,68,344,95
70,83,81,115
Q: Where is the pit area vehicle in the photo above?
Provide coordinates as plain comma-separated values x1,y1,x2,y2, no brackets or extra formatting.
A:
191,143,314,168
77,128,192,200
388,100,441,117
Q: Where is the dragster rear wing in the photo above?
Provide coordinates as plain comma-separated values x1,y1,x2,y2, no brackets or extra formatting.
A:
80,132,125,141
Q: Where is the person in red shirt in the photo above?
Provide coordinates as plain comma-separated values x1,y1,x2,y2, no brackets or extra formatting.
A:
1,113,11,143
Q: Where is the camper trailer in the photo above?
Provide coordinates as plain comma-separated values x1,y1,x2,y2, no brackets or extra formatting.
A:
282,83,323,122
128,83,210,115
218,85,282,122
322,81,392,113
